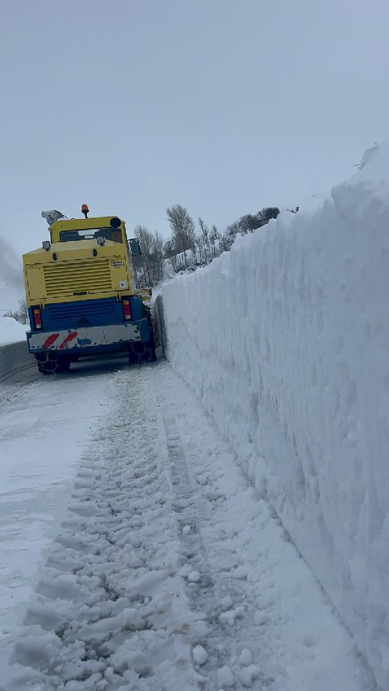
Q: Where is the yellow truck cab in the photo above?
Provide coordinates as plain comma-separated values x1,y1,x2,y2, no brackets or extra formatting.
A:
23,211,155,374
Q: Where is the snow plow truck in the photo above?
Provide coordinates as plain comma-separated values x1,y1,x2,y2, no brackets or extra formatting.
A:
23,208,156,374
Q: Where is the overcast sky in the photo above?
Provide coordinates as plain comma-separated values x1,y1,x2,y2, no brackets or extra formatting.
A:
1,0,388,253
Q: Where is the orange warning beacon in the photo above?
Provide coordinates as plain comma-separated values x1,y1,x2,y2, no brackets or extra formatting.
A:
81,204,89,219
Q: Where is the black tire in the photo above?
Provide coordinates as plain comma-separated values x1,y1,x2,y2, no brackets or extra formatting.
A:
55,358,71,373
128,341,156,365
128,342,143,365
143,344,157,363
142,306,157,363
37,356,71,375
128,348,139,365
144,306,156,350
37,360,56,375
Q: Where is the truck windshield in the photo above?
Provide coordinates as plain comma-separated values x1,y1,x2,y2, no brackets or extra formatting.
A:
60,228,123,243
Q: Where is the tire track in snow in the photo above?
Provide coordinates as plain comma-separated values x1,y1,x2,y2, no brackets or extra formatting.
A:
2,361,376,691
152,362,376,691
4,367,201,691
157,399,264,690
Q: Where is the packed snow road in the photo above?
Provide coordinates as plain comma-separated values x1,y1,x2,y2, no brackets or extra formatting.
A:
0,359,375,690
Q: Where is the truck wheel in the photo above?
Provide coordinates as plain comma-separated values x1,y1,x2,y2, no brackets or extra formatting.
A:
128,343,143,365
143,344,157,362
136,341,156,363
55,358,71,373
37,360,56,375
128,348,138,365
37,356,70,375
128,341,156,365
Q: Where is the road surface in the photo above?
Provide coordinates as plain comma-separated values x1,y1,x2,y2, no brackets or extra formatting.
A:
0,356,375,690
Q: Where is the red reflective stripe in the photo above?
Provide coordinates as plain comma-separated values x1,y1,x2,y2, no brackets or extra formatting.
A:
59,332,78,350
43,333,60,348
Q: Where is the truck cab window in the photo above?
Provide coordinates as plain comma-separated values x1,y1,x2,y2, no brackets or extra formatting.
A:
59,228,123,243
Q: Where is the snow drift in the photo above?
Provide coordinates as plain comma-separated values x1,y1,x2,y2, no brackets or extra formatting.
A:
162,141,389,689
0,232,26,344
0,317,28,347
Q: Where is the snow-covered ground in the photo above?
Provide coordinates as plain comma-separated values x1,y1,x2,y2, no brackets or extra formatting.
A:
0,366,116,648
162,142,389,689
0,361,374,690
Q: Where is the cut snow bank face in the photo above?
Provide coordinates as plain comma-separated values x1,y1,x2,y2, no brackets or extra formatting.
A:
162,141,389,689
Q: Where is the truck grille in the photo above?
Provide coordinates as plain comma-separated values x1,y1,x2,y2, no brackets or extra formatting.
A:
43,259,112,298
46,300,117,323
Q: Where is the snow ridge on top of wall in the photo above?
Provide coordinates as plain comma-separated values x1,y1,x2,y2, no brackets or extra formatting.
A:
162,142,389,689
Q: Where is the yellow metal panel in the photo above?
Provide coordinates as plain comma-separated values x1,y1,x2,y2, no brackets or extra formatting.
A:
23,240,128,263
24,265,44,305
22,216,138,308
43,259,112,299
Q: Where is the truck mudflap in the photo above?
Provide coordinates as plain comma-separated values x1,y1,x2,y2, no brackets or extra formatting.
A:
27,323,141,353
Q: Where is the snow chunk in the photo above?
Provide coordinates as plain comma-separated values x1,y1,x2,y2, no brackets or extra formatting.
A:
219,605,245,626
131,569,169,595
217,665,234,687
180,563,192,577
233,566,247,580
187,570,201,583
192,644,208,666
182,525,191,536
238,663,260,687
221,595,233,610
254,611,267,626
239,648,252,666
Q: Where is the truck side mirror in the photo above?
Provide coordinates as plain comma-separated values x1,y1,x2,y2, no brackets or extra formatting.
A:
129,238,141,256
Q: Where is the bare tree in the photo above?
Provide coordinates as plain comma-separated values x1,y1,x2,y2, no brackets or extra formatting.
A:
166,205,196,253
148,230,164,285
163,239,175,258
18,299,28,324
195,218,217,266
198,217,210,249
4,299,28,325
210,224,220,243
134,226,164,287
221,207,280,250
221,221,240,251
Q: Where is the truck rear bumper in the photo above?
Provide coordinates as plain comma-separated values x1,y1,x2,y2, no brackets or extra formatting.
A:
27,323,141,353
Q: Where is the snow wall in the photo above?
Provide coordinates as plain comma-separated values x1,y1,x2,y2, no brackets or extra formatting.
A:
161,142,389,689
0,341,34,383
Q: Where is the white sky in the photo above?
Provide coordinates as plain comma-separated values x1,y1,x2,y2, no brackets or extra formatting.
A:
1,0,388,253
